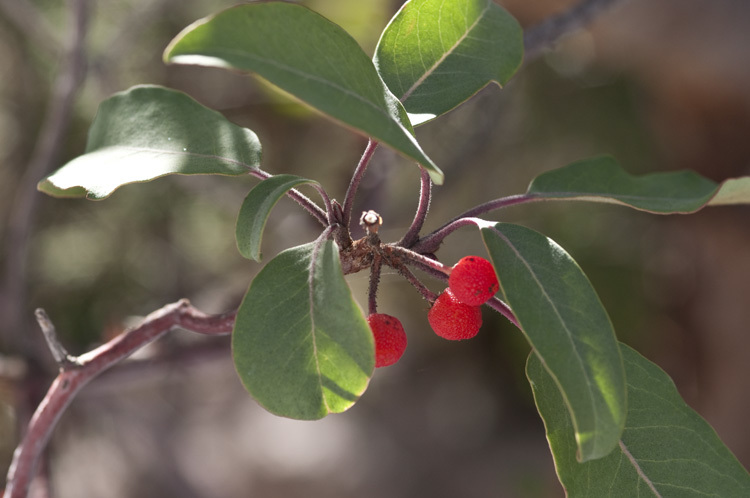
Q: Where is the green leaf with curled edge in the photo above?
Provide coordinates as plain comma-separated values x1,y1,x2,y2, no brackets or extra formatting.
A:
481,222,626,462
527,156,750,213
232,240,374,420
38,85,261,200
236,175,321,262
164,2,443,184
528,342,750,496
374,0,523,125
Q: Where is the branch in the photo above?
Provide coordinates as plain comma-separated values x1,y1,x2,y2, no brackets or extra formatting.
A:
523,0,627,60
4,300,235,498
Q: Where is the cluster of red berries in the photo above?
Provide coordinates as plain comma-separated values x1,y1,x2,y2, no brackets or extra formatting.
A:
367,256,499,368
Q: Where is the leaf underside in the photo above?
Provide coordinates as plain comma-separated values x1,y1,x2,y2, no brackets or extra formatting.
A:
232,241,374,420
528,343,750,497
164,2,443,184
38,85,261,200
236,175,320,262
527,156,750,213
375,0,523,125
481,222,626,462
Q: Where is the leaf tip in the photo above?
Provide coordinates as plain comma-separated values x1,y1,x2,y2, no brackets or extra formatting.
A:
37,178,94,200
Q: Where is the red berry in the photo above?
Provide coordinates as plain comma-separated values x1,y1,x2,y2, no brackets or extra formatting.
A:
428,289,483,340
448,256,499,306
367,313,407,368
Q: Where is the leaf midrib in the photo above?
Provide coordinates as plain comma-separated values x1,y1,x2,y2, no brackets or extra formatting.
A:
530,190,716,204
307,238,329,413
183,47,407,133
399,0,491,102
491,226,602,455
91,145,258,170
619,440,662,497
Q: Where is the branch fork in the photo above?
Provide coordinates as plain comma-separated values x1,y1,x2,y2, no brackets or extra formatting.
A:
5,300,235,498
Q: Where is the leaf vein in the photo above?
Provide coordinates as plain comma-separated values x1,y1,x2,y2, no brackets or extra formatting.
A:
400,0,490,102
490,226,602,454
208,48,402,130
619,440,663,497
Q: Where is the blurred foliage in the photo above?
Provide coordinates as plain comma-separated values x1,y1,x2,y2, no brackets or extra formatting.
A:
1,0,749,496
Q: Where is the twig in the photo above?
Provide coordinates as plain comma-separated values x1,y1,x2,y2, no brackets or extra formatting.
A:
523,0,627,60
388,245,451,278
312,184,334,224
411,195,540,254
34,310,76,370
4,300,236,498
398,167,432,248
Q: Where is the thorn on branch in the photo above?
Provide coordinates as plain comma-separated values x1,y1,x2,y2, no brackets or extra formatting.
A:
34,308,78,370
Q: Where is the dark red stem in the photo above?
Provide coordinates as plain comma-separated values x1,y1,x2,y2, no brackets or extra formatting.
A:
485,297,520,328
412,195,541,253
342,140,379,229
398,167,432,248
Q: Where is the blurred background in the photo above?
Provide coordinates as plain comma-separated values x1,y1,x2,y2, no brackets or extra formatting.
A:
1,0,749,496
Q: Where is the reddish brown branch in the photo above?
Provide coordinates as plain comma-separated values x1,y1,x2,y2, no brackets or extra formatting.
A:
4,300,235,498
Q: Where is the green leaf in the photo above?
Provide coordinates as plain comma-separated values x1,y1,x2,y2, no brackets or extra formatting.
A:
528,343,750,496
232,240,374,420
374,0,523,125
38,85,261,200
480,222,625,462
236,175,321,262
164,2,443,184
527,156,750,213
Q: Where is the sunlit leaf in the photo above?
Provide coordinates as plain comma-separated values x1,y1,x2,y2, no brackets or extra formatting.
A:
236,175,321,262
709,177,750,206
481,222,625,461
232,240,374,420
528,343,750,496
375,0,523,125
527,156,750,213
165,2,443,184
38,85,261,200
